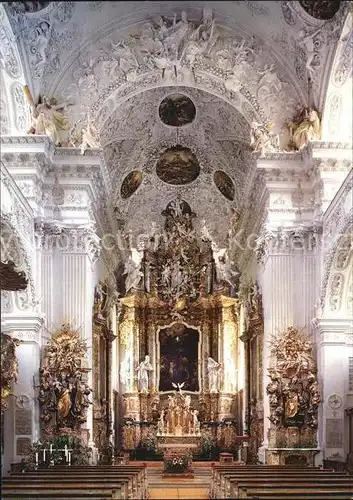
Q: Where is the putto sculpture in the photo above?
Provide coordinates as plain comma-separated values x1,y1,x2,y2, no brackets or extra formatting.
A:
38,323,92,435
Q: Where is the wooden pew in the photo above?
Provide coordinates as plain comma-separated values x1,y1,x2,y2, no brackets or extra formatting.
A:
2,463,147,499
211,465,329,498
211,464,353,499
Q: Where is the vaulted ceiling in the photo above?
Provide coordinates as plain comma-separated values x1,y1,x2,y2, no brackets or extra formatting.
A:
1,1,351,251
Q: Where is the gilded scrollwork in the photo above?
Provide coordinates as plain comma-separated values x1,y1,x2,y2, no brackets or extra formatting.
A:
266,326,321,447
38,323,92,436
1,333,21,412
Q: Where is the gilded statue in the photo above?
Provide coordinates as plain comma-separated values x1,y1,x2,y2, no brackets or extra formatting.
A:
38,323,92,433
267,327,320,431
287,108,321,150
1,334,21,412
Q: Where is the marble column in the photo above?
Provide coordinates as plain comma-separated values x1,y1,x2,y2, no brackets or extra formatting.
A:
256,228,320,463
54,224,100,444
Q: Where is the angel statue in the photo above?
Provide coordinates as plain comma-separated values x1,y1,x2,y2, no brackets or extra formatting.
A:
79,114,100,155
136,355,153,392
207,357,222,393
24,85,70,146
287,108,321,151
250,121,279,154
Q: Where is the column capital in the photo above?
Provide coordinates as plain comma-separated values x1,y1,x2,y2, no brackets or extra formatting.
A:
255,224,322,265
313,317,353,345
35,219,101,264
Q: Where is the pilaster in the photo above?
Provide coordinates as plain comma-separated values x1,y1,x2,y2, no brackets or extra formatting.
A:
314,318,353,460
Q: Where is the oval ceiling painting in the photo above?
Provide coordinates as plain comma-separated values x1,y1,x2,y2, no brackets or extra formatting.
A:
214,170,235,201
156,145,200,185
298,0,340,20
120,170,143,199
159,94,196,127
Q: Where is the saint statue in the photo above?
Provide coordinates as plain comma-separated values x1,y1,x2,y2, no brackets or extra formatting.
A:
136,355,153,392
207,357,222,393
24,86,70,146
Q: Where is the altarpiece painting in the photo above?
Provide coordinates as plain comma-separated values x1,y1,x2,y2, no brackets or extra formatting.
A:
158,323,199,392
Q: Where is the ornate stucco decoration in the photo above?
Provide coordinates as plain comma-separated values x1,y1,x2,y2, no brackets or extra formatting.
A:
38,322,92,437
1,333,21,412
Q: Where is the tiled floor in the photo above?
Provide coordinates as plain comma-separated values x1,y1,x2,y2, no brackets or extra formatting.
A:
149,486,209,499
148,465,211,499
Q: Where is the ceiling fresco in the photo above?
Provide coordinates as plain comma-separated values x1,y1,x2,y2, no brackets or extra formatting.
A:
120,170,143,199
214,170,236,201
156,146,200,185
159,93,196,127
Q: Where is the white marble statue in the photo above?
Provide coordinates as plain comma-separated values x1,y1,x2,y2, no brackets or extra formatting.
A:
120,355,132,392
192,409,200,433
184,394,191,411
25,89,70,146
250,121,279,154
136,355,153,392
216,253,239,288
123,258,143,294
79,115,100,154
158,409,165,434
207,357,222,393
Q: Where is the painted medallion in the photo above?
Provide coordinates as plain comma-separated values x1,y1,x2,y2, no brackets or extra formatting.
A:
120,170,143,199
156,145,200,185
214,170,235,201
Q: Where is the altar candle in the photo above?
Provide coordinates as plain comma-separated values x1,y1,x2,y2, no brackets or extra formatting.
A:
43,449,46,462
64,445,68,459
35,452,38,466
68,451,71,466
50,444,53,454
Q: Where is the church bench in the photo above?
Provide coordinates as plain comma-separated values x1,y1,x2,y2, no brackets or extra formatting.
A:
211,466,340,498
236,482,353,499
221,476,352,499
9,464,148,498
211,468,347,498
4,476,135,499
246,493,353,500
1,484,125,500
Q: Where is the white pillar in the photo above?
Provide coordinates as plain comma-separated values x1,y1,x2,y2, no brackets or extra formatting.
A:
1,315,43,475
54,225,100,444
316,318,352,461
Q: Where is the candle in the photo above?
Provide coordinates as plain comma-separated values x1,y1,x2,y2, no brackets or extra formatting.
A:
50,444,53,454
64,445,68,459
68,451,71,466
35,452,38,466
43,449,46,462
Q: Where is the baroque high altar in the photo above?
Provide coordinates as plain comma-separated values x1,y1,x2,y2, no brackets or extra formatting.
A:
115,200,242,453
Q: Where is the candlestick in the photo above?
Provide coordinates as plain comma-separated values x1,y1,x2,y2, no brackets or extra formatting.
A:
64,445,68,459
35,452,38,467
68,451,71,466
50,444,53,454
43,449,46,462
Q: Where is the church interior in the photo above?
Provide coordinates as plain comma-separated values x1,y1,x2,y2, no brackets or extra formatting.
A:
0,1,353,499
